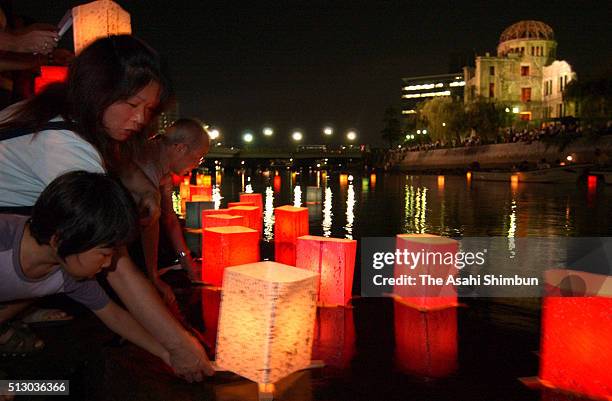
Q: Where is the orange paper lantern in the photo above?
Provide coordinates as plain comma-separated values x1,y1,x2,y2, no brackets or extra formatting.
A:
34,66,68,94
296,235,356,306
240,193,263,212
228,206,262,237
394,234,459,310
274,205,309,266
190,185,212,201
394,299,457,378
203,214,245,229
539,269,612,400
215,261,318,385
72,0,131,54
312,306,355,370
228,201,255,208
202,226,260,286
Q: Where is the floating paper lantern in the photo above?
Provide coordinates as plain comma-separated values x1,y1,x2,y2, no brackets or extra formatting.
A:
202,226,259,286
394,299,457,378
34,66,68,94
394,234,459,310
296,235,356,306
185,201,214,229
273,175,282,193
274,206,308,266
228,201,254,208
72,0,131,54
216,261,318,385
370,173,377,189
190,185,212,201
228,206,262,237
312,306,355,370
203,214,245,229
240,193,263,212
538,269,612,400
437,175,445,189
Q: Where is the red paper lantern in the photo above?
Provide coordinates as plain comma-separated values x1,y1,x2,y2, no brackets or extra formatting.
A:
539,269,612,400
34,66,68,94
202,226,260,286
190,185,212,201
228,206,262,237
240,193,263,212
312,306,355,370
273,175,281,193
203,214,245,229
274,205,308,266
296,235,356,306
228,201,255,208
394,234,459,310
394,299,457,378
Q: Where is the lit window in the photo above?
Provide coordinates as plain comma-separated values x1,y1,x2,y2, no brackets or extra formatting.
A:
489,66,495,76
521,87,531,103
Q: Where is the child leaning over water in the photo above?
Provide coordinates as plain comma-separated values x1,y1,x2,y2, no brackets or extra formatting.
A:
0,171,170,366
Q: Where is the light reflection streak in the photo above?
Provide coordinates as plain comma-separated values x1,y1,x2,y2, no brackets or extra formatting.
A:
507,200,517,257
212,185,222,210
293,185,302,207
264,186,274,241
245,183,253,193
345,183,355,239
404,182,427,233
322,187,333,237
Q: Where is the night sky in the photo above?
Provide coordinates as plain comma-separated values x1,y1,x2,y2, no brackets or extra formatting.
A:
11,1,612,146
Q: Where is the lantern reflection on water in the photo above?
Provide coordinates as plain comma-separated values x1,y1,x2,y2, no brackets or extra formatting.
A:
202,226,259,286
312,306,355,370
537,269,612,400
394,234,459,310
274,206,309,266
394,299,457,378
216,261,318,385
296,235,356,306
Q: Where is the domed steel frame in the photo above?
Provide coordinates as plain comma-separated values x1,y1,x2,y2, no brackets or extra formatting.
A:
499,20,554,43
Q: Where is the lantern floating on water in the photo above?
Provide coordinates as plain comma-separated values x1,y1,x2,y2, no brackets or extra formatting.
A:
240,193,264,212
394,234,459,310
72,0,131,54
215,261,318,386
34,66,68,94
534,269,612,400
228,206,262,237
190,185,212,201
203,214,245,229
202,226,259,286
274,205,308,266
296,235,356,306
394,299,457,378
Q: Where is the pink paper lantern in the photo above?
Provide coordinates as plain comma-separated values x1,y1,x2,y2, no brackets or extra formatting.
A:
240,193,263,212
274,205,308,266
394,234,459,310
202,226,259,286
312,306,355,370
296,235,356,306
203,214,245,229
538,269,612,400
228,206,262,237
394,299,457,378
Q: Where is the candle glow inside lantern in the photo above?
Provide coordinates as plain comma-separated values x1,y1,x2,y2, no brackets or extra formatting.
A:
296,235,356,306
274,206,309,266
538,269,612,400
34,66,68,94
394,234,459,310
203,214,245,229
394,299,457,378
72,0,131,54
240,193,263,212
228,206,262,237
202,226,260,286
190,185,212,201
216,261,318,385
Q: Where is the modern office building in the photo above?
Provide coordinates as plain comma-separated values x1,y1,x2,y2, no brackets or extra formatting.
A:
400,73,465,117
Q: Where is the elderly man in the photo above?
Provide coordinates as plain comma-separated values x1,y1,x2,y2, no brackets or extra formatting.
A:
121,118,210,303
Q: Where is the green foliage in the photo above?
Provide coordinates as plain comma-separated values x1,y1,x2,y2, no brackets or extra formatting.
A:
417,97,465,143
565,77,612,122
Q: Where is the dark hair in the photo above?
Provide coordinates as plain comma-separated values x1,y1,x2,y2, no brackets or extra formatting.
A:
0,35,172,170
29,171,138,259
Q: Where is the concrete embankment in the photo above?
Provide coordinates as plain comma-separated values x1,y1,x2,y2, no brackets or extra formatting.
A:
395,136,612,171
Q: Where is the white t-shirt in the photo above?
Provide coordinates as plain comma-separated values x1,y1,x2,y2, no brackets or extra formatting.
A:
0,103,105,206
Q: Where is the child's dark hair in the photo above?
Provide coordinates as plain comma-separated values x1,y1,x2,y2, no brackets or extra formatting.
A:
29,171,138,258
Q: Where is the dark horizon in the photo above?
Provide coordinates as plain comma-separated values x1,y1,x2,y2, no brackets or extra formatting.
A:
12,0,612,146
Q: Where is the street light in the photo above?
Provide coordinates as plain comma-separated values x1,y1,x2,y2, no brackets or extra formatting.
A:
243,132,254,143
347,131,357,141
422,129,428,134
292,131,303,141
209,128,220,140
323,127,333,136
263,127,274,136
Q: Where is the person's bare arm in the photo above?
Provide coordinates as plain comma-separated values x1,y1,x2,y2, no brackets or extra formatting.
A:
0,30,57,54
105,249,214,381
94,301,170,365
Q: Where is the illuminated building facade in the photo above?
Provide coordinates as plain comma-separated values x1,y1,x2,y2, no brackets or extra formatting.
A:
463,20,576,121
401,73,465,117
